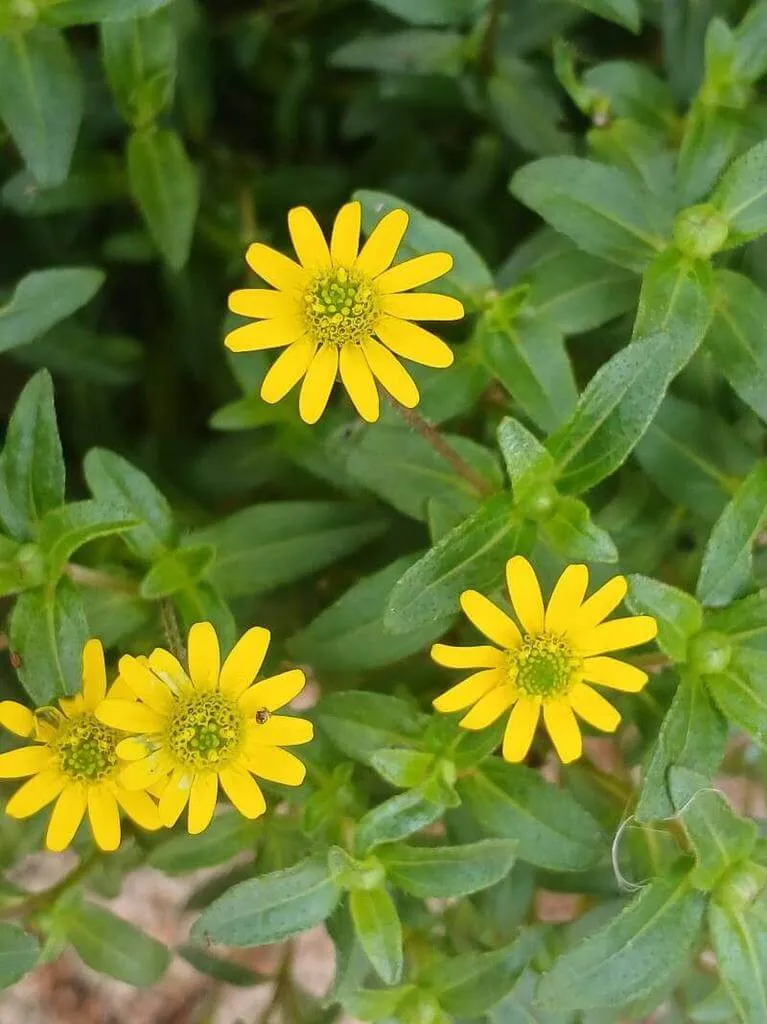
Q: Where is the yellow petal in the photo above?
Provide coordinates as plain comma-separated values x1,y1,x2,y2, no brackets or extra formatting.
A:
581,656,648,693
46,783,87,852
239,669,306,715
115,788,161,831
188,621,220,691
59,695,85,718
247,715,314,747
188,772,218,835
228,288,293,319
459,684,515,730
374,251,453,293
225,317,302,353
247,746,306,786
120,751,173,791
571,575,628,632
96,699,164,734
5,769,65,818
299,345,338,424
362,337,419,408
106,674,134,700
0,745,52,778
81,639,107,710
568,682,621,733
356,208,409,277
543,701,582,764
219,768,267,819
261,336,317,404
330,201,361,265
380,293,463,322
246,242,307,290
148,649,193,694
117,656,174,714
288,206,331,269
339,343,379,422
575,616,657,657
375,315,454,368
460,591,522,649
0,701,35,738
432,668,503,713
88,786,121,852
116,736,155,762
506,556,545,635
430,644,504,670
219,627,271,699
159,769,192,827
545,564,589,635
502,697,539,763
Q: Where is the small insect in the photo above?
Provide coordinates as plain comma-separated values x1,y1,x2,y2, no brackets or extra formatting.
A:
255,708,271,725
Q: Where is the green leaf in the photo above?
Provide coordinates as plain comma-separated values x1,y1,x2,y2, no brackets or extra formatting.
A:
139,544,215,600
705,589,767,649
332,31,464,77
457,759,605,871
539,495,618,563
367,0,484,26
676,103,742,207
100,8,177,126
709,897,767,1024
43,0,173,25
192,855,340,946
711,140,767,247
65,901,170,986
354,791,443,854
708,270,767,423
537,869,706,1011
127,128,199,271
0,370,64,540
37,500,136,580
349,885,403,985
191,502,388,599
0,923,38,988
318,692,427,764
733,0,767,82
697,462,767,607
488,56,570,156
510,156,670,271
0,268,104,354
379,838,517,898
636,248,714,344
83,448,176,562
0,28,83,186
626,574,703,662
147,811,259,874
496,416,555,492
385,495,534,634
370,749,437,788
179,944,266,987
343,987,413,1021
568,0,639,32
706,648,767,744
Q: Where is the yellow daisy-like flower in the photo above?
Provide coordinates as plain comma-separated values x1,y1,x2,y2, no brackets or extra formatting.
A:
0,641,160,852
95,622,313,835
431,557,658,765
225,202,464,424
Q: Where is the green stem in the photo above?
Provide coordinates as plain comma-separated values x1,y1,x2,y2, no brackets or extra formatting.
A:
160,598,185,662
65,564,137,593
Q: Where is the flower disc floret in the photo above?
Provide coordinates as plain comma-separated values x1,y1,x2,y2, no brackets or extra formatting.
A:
510,634,578,698
303,267,377,347
167,692,243,769
55,715,118,782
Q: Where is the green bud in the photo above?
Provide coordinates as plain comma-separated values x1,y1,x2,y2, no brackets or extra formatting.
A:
327,846,385,891
687,630,732,675
672,204,728,258
519,482,559,523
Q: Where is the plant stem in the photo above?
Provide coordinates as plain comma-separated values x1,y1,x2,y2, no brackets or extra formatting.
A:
160,598,185,662
387,397,494,498
257,942,295,1024
65,564,137,593
479,0,504,77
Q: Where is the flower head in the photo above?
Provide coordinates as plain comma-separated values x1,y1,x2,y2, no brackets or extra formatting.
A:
226,202,464,424
431,557,657,764
96,622,313,835
0,641,160,852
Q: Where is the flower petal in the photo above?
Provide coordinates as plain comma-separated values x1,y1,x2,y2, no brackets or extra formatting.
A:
575,616,657,657
356,209,409,277
506,556,545,635
116,736,155,762
0,701,35,738
225,317,302,353
432,669,503,713
148,649,192,694
502,697,539,763
96,699,165,734
581,656,648,693
219,768,267,819
460,591,522,649
120,751,173,791
82,639,107,710
115,788,161,831
46,783,87,852
330,202,361,266
246,242,307,290
340,343,379,422
545,564,589,635
380,293,463,322
88,786,121,852
261,337,318,404
0,746,53,778
459,684,515,730
568,682,621,733
117,657,174,714
288,206,331,269
247,746,306,786
188,772,218,835
247,715,314,747
299,345,339,424
158,769,192,827
543,701,582,764
228,288,292,319
571,575,628,632
5,769,65,818
219,627,271,699
188,622,220,691
375,315,454,368
430,644,504,670
362,337,419,408
239,669,306,715
374,252,453,293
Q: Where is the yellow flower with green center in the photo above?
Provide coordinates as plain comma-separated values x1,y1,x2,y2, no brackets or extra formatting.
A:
0,641,160,852
95,622,313,835
225,202,464,424
432,557,658,764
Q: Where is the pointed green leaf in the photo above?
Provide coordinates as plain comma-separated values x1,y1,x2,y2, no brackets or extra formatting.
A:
38,500,137,579
65,902,170,986
711,140,767,247
0,924,38,989
0,268,104,354
379,839,517,898
708,270,767,423
626,574,703,662
349,885,403,985
709,895,767,1024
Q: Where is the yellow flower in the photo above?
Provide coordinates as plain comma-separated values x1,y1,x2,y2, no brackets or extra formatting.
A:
225,202,464,424
95,622,313,835
431,557,658,765
0,641,160,853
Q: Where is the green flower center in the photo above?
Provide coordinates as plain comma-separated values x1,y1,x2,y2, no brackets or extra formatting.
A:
166,693,243,770
509,634,578,698
55,714,119,782
302,267,377,347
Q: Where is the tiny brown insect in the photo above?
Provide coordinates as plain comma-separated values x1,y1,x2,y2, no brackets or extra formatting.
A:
255,708,270,725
